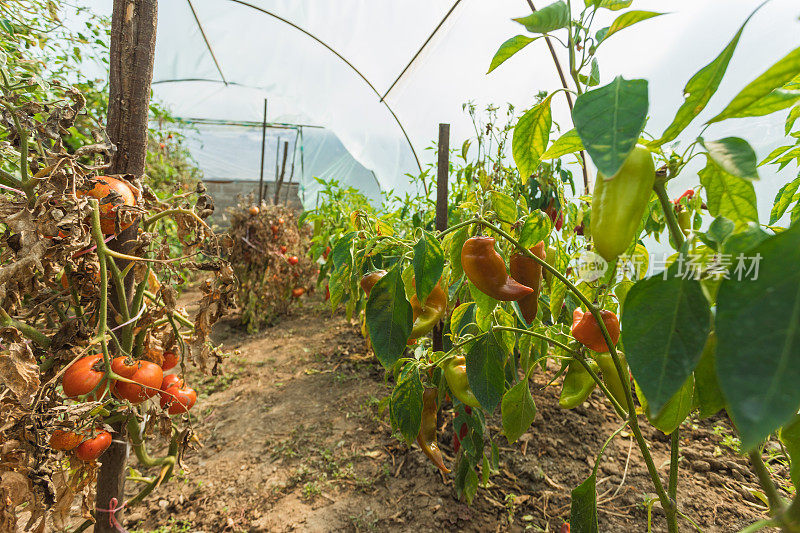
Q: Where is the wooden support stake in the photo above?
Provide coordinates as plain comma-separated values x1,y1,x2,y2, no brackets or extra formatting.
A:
274,140,289,205
257,99,268,205
433,123,449,353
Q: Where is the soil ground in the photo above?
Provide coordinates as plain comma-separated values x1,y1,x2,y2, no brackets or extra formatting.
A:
123,293,789,533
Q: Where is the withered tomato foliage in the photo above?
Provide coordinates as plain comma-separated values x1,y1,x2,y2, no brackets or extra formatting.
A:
227,199,317,332
0,80,235,530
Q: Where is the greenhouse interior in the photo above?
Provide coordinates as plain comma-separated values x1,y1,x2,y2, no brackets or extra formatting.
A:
1,0,800,531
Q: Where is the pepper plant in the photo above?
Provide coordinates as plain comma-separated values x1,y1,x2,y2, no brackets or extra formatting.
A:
322,1,800,531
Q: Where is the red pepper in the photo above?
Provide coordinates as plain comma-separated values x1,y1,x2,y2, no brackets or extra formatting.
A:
571,308,620,353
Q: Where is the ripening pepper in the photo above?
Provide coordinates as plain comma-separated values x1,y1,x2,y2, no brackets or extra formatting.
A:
360,270,387,297
559,359,599,409
676,209,692,235
594,351,630,413
417,388,450,473
590,145,655,261
509,241,546,324
443,355,481,408
571,308,620,353
409,284,447,340
461,236,533,301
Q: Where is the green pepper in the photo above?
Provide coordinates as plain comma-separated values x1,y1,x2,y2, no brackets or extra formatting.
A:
559,359,599,409
677,209,692,235
594,352,630,414
444,355,481,408
590,145,656,262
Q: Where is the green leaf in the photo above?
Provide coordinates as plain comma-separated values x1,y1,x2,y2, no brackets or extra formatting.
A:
451,302,477,337
466,331,506,412
365,267,414,368
389,366,423,445
412,230,444,304
725,89,800,119
570,474,598,533
585,0,631,10
787,105,800,134
488,35,538,73
513,95,554,179
578,58,600,87
699,157,759,228
694,333,725,419
489,191,518,224
649,5,763,147
519,211,552,249
780,414,800,491
605,10,666,40
706,216,735,247
639,376,695,434
470,283,498,328
769,174,800,224
622,264,711,414
708,46,800,123
513,1,570,34
716,222,800,451
501,379,537,443
449,226,469,280
542,128,584,159
572,76,649,177
702,137,760,181
454,458,479,504
331,231,356,271
760,144,793,167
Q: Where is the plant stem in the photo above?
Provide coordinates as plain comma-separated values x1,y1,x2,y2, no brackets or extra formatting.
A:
667,429,680,527
654,181,685,250
748,448,784,514
0,308,51,347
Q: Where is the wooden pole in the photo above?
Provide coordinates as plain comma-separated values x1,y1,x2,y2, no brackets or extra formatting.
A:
97,1,158,531
273,140,289,205
433,123,449,353
257,99,268,206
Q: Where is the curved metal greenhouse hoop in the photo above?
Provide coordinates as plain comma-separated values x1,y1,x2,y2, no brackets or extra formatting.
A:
194,0,425,173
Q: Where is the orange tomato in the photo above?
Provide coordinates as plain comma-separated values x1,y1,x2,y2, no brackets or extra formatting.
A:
74,431,112,462
248,206,259,216
62,354,108,400
292,287,305,298
49,429,84,451
111,357,163,404
76,176,137,235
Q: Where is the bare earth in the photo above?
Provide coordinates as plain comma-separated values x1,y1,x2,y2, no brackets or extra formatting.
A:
124,294,783,533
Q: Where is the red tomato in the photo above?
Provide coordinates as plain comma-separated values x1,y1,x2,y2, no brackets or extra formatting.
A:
76,176,137,235
62,354,107,399
279,245,287,254
111,357,163,404
248,206,259,216
278,217,285,225
161,351,179,371
292,287,305,298
324,286,330,301
159,142,166,149
159,374,183,394
271,225,279,233
74,430,112,462
287,256,299,265
322,246,331,260
49,429,84,451
560,524,570,533
160,381,197,415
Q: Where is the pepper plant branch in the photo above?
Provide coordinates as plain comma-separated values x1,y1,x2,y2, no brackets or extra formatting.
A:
525,0,590,194
668,429,680,513
654,181,685,250
748,449,785,515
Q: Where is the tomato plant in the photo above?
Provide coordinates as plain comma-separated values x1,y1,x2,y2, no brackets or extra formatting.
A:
317,2,800,531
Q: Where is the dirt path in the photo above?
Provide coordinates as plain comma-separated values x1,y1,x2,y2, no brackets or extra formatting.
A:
125,296,780,532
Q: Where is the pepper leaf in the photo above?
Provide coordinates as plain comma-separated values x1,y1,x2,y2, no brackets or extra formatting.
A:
637,376,696,434
412,230,444,304
365,266,413,368
584,0,631,10
769,174,800,224
702,137,760,182
699,157,759,228
570,474,598,533
449,226,469,280
513,95,554,180
501,379,537,444
605,10,666,40
541,128,584,160
513,1,570,33
780,414,800,491
389,366,423,445
488,35,538,73
694,333,725,419
648,4,765,147
621,262,711,415
572,76,649,178
519,211,552,249
716,222,800,451
708,46,800,123
465,331,506,412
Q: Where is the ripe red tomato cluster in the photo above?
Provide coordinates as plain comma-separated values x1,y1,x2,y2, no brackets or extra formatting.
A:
49,428,113,462
61,352,197,415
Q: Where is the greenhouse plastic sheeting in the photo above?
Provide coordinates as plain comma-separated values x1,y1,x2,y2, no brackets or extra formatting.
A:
83,0,798,219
